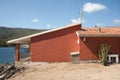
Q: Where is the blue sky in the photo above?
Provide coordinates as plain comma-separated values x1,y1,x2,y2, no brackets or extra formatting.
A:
0,0,120,29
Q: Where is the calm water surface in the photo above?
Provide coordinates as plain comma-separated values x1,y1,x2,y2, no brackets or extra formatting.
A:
0,47,15,64
0,47,29,64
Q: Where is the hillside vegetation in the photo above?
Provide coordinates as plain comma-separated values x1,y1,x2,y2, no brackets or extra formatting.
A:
0,27,45,47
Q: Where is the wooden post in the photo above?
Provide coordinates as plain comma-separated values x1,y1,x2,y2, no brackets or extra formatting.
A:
15,44,20,61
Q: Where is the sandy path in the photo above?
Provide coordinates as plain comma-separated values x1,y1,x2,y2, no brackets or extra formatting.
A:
9,62,120,80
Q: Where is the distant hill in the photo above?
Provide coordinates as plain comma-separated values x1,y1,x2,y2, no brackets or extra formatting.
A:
0,27,46,47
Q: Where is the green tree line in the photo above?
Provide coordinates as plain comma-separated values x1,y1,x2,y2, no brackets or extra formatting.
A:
0,27,46,47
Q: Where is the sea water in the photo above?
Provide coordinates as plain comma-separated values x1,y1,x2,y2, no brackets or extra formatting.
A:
0,47,30,64
0,47,15,64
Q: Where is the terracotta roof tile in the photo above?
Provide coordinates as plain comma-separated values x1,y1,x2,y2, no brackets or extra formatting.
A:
76,28,120,37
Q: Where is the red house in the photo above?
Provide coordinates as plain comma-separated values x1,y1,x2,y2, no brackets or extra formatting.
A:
7,23,120,62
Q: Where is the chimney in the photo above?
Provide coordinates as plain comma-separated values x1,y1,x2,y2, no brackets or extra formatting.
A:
98,27,101,32
95,25,97,28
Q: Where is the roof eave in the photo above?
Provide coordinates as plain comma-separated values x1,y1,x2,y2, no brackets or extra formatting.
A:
7,23,81,44
78,34,120,37
7,37,30,44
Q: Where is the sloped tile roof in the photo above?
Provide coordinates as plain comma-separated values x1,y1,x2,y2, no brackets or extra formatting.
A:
76,27,120,37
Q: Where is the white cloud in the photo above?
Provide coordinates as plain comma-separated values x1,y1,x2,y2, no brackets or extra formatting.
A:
47,24,50,28
83,2,106,13
32,18,39,22
71,18,85,24
114,19,120,23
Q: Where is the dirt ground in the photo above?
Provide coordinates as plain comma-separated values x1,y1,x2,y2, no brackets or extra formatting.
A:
9,62,120,80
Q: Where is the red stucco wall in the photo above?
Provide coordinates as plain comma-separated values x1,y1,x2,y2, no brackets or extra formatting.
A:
80,37,120,60
30,24,81,62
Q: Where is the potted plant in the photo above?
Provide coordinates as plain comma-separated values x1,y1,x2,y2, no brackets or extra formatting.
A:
98,43,111,66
